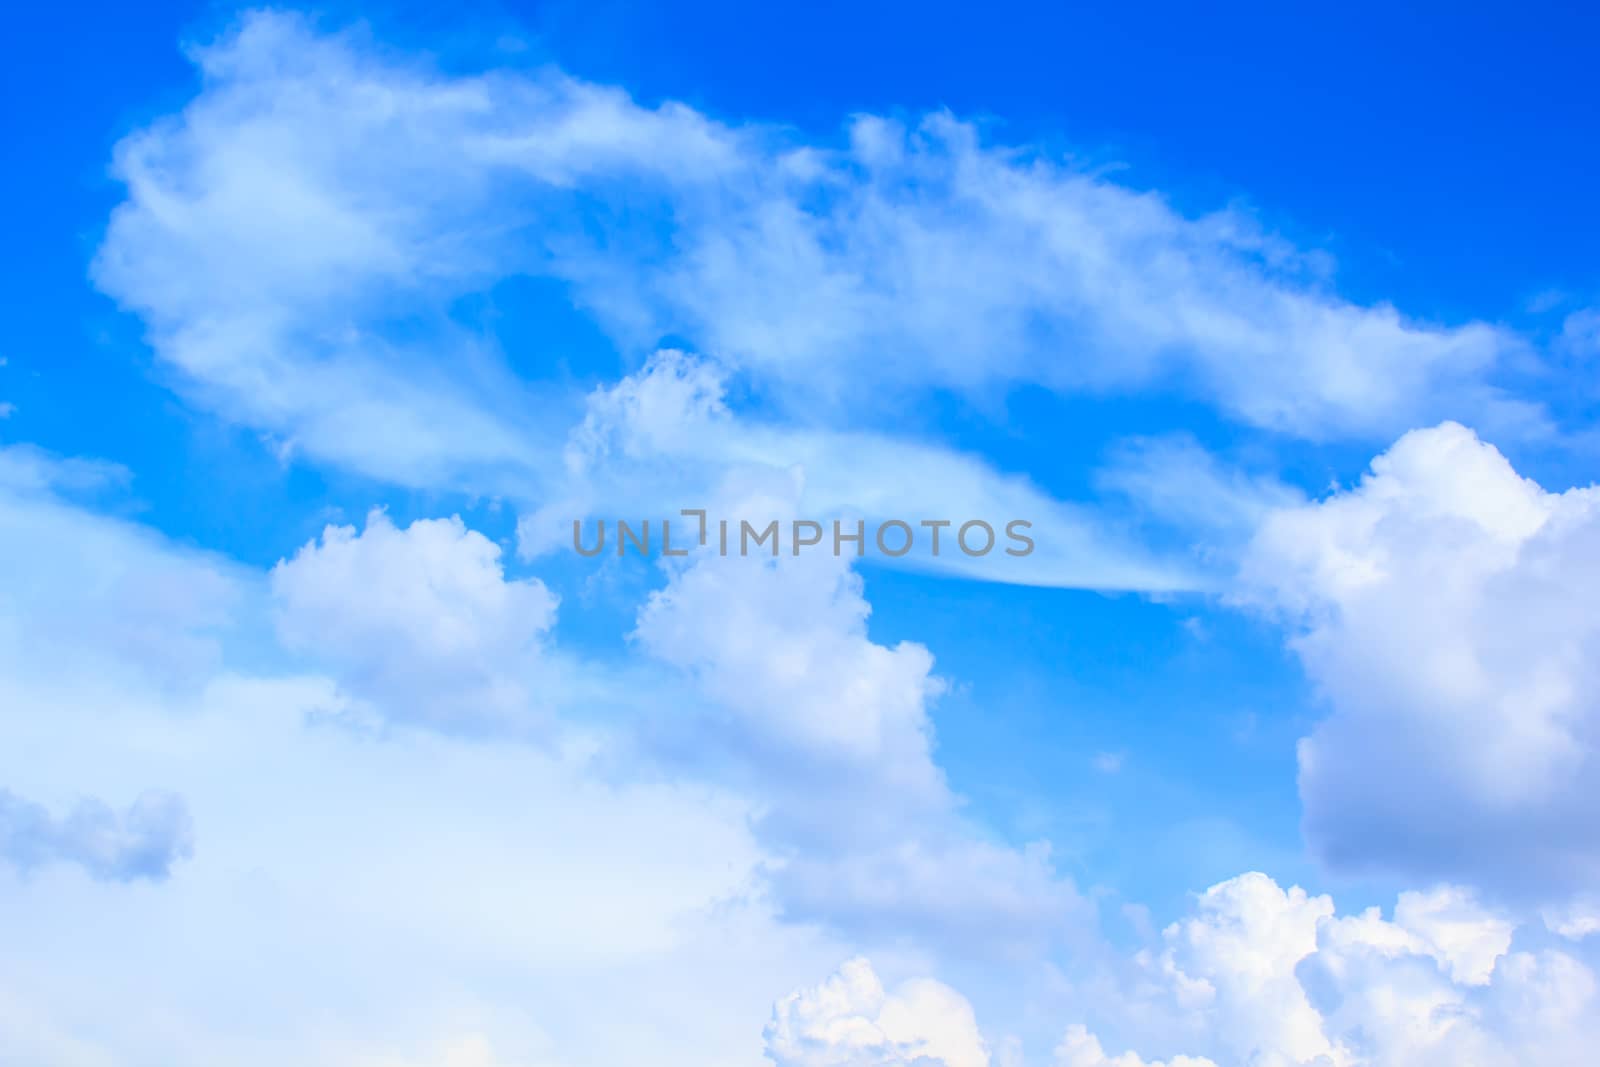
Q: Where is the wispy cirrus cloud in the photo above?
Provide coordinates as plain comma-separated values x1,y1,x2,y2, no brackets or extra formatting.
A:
520,350,1204,591
91,11,1549,597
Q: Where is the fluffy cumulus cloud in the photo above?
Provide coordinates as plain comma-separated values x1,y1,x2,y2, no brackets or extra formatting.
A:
1102,873,1595,1067
0,787,192,883
765,958,989,1067
637,548,945,785
0,465,846,1067
1128,876,1537,1065
636,524,1087,952
778,873,1598,1067
1240,423,1600,895
1052,1027,1216,1067
271,510,559,734
0,449,1063,1061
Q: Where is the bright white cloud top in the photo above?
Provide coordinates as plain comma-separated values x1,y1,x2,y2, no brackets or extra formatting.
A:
1243,423,1600,896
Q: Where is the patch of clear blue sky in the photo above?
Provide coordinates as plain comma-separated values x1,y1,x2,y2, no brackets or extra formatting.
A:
4,0,1596,914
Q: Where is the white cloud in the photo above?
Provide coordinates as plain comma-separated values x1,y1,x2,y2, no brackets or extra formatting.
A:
270,510,559,735
1052,1026,1215,1067
1091,752,1126,775
1239,422,1600,896
1558,307,1600,357
636,529,1088,952
0,443,127,495
766,958,990,1067
0,667,848,1067
1151,873,1339,1065
1094,435,1304,547
1390,887,1515,986
1065,874,1533,1067
93,10,1542,523
0,446,238,688
793,873,1594,1067
0,475,847,1066
4,450,1597,1067
521,350,1202,592
1543,896,1600,941
637,546,944,781
92,13,565,491
0,453,1063,1062
40,15,1598,1066
614,112,1536,440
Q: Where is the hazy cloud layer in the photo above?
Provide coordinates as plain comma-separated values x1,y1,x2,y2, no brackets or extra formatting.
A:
0,787,193,883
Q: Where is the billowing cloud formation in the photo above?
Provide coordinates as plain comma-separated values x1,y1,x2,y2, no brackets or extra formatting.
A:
1240,423,1600,895
780,873,1597,1067
271,510,559,734
0,468,843,1067
1138,875,1526,1065
637,530,1087,952
638,547,945,785
1108,873,1589,1067
0,787,193,883
766,957,989,1067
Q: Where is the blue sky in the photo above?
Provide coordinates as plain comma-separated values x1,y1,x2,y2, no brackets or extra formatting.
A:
3,5,1600,1066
